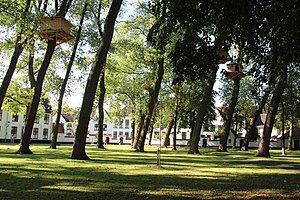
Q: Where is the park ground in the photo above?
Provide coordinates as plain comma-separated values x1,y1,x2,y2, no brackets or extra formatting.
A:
0,144,299,200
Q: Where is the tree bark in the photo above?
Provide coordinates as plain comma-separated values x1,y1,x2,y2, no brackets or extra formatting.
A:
257,65,287,158
136,57,164,152
131,111,135,146
188,67,218,154
71,0,122,159
241,84,272,151
148,124,154,145
133,110,145,149
218,77,240,152
51,2,87,149
281,101,286,155
172,88,179,150
97,71,106,149
162,116,175,148
288,119,293,150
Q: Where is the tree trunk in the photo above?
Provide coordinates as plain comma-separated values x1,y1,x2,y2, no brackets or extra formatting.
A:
172,88,179,150
281,101,286,155
188,67,217,154
288,119,293,150
0,0,31,109
51,2,88,149
187,111,196,147
241,84,272,151
257,65,287,158
131,113,135,146
136,57,164,152
288,86,294,150
162,116,175,148
148,124,154,145
17,0,73,154
218,77,240,152
18,40,56,154
28,40,36,88
71,0,122,159
133,110,145,149
97,71,106,149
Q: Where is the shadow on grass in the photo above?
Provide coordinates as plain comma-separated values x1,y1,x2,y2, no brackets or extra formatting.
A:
0,164,299,200
1,145,300,199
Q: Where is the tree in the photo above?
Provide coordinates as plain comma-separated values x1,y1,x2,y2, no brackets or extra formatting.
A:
97,71,106,148
51,1,88,149
0,0,31,110
136,57,164,152
257,1,300,157
71,0,122,160
18,0,73,154
161,115,174,148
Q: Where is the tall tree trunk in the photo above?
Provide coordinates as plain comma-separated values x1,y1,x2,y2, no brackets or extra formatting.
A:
218,77,240,152
133,110,145,149
172,87,179,150
288,85,294,150
188,67,217,154
0,0,31,109
257,65,287,158
241,84,272,151
71,0,122,160
97,71,106,149
281,101,286,155
131,115,135,147
187,111,195,147
148,124,154,145
18,39,56,154
51,2,88,149
288,118,293,150
18,0,73,154
162,116,175,148
136,57,164,152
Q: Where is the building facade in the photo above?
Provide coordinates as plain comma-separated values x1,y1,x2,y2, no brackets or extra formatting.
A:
0,110,52,143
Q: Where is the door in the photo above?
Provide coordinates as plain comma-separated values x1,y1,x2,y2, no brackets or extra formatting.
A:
202,139,207,147
294,140,300,150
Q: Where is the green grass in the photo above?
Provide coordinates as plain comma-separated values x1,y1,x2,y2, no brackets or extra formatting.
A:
0,144,299,200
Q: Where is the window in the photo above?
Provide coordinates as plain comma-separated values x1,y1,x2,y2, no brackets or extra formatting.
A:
44,114,50,124
113,131,117,138
66,123,73,133
182,132,187,140
33,128,39,139
11,126,17,138
0,110,2,121
119,131,123,136
103,124,107,131
119,119,123,128
210,125,216,132
125,119,130,129
125,132,129,139
228,139,232,144
43,129,48,139
12,114,18,122
34,117,39,123
94,124,99,131
154,131,159,139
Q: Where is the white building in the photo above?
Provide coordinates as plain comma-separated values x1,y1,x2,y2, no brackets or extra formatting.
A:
0,110,52,143
88,110,132,144
52,113,77,143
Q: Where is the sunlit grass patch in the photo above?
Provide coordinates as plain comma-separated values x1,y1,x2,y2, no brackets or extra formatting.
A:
0,144,299,199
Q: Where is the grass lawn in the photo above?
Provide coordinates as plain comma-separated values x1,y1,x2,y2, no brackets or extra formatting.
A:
0,144,299,200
